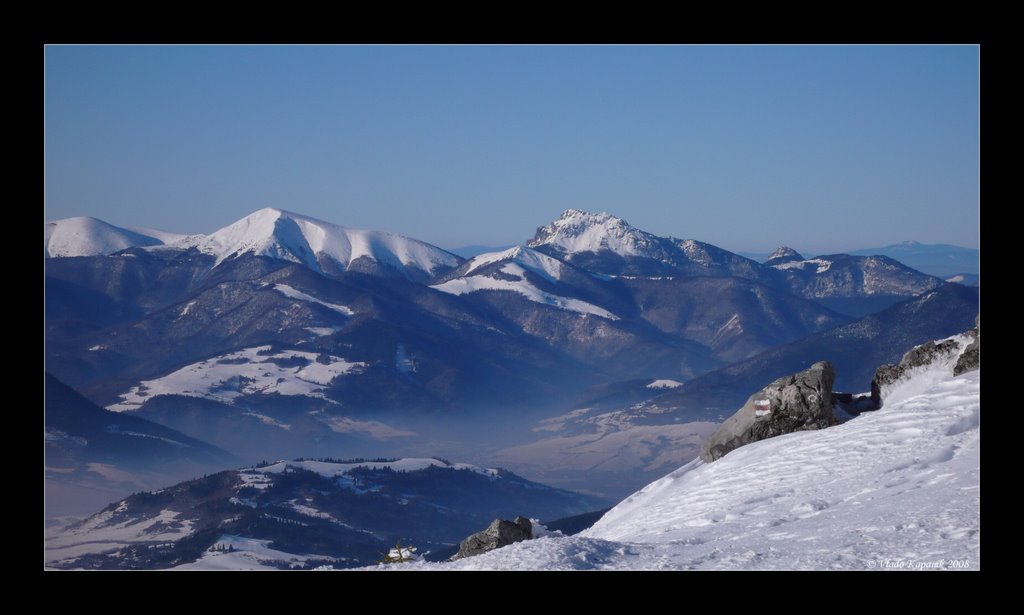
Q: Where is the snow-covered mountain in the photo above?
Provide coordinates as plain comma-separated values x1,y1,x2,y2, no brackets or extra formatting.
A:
44,217,176,258
45,209,462,282
45,222,846,455
432,246,619,319
529,209,669,259
764,246,803,264
191,208,462,281
766,248,942,303
44,207,966,511
45,457,607,570
527,211,942,313
528,209,771,282
389,335,980,570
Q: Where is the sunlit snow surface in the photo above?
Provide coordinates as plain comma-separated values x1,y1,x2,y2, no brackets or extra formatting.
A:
381,368,980,570
170,535,324,571
432,249,618,320
464,246,565,282
108,346,365,412
45,508,195,564
647,379,684,389
771,258,833,273
190,208,460,277
256,458,498,479
273,284,354,316
44,217,165,258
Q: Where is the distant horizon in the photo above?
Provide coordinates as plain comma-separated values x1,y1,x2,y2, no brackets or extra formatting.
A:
45,45,979,253
44,207,980,257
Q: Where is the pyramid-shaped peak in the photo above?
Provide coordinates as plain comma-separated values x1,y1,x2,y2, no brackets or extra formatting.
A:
766,246,804,263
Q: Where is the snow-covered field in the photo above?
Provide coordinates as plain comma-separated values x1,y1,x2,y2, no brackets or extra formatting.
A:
108,346,365,412
386,367,980,570
170,535,327,571
255,458,499,479
45,508,195,564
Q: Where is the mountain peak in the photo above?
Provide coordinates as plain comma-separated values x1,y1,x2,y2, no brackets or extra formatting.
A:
44,216,166,258
765,246,804,263
556,209,628,227
194,209,461,279
529,210,656,256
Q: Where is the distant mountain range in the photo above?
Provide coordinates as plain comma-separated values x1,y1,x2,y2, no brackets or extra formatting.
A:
741,241,978,281
848,241,978,278
45,207,972,509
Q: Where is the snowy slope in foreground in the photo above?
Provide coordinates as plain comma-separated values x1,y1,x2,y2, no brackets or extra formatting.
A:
398,368,980,570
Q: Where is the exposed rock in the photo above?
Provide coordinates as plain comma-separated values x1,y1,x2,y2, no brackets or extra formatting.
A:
699,361,835,462
871,335,968,406
765,246,804,264
901,338,961,370
954,325,979,376
450,516,533,560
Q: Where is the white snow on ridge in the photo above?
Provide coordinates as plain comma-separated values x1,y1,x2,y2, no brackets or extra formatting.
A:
465,246,565,282
193,208,460,278
305,326,342,337
400,368,979,570
127,226,198,245
108,346,365,412
273,284,354,316
647,379,683,389
45,217,165,258
771,258,833,274
47,209,463,279
432,263,618,320
256,458,499,479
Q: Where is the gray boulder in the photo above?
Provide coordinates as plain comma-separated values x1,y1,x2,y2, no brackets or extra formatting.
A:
450,516,533,560
699,361,835,463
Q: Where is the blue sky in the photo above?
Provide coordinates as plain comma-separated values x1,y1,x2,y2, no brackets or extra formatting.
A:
44,45,979,253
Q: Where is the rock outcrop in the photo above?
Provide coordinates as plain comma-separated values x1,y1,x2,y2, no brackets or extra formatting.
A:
450,516,533,560
699,361,835,462
954,317,980,376
765,246,804,264
871,322,979,406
